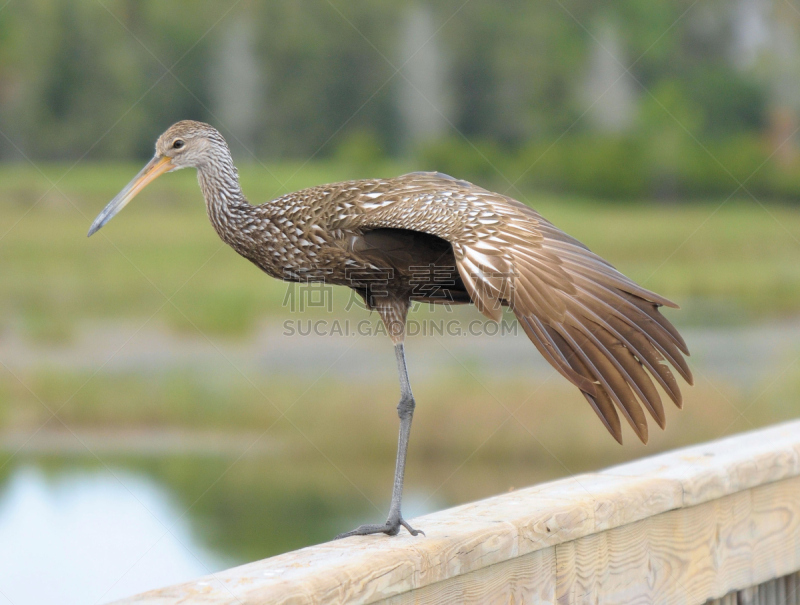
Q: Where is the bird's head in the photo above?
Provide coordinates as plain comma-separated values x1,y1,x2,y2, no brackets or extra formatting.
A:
88,120,228,236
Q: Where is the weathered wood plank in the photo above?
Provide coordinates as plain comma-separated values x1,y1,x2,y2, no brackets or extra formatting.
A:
372,476,800,605
378,547,556,605
602,421,800,506
117,474,682,604
555,476,800,604
113,420,800,605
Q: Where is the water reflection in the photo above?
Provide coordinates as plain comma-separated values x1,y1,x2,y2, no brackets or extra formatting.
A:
0,456,443,604
0,465,228,605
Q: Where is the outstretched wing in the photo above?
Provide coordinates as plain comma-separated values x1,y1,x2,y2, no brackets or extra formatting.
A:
347,172,693,444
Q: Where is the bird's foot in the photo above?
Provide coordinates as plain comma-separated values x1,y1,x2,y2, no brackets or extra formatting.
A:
335,514,424,539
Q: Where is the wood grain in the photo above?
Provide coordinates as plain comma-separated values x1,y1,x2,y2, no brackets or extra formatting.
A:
602,421,800,506
379,547,556,605
707,572,800,605
555,476,800,604
113,420,800,605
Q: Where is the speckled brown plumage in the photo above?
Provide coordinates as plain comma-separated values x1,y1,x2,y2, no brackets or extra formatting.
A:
92,120,693,445
90,120,693,537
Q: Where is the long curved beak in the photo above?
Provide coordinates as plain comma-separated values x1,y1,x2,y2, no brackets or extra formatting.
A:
88,155,174,237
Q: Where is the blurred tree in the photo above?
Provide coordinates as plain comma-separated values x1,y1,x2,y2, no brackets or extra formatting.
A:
396,4,451,153
0,0,147,160
252,1,400,158
0,0,794,199
582,18,637,133
209,10,265,158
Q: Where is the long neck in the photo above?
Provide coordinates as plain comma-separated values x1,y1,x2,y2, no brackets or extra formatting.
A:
196,151,253,248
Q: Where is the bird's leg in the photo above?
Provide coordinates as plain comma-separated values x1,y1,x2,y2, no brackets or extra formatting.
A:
386,342,423,535
335,342,424,539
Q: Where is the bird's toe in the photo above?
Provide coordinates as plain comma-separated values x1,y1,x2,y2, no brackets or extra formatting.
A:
334,516,423,539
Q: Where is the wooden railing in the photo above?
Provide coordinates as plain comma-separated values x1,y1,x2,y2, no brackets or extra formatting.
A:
115,420,800,604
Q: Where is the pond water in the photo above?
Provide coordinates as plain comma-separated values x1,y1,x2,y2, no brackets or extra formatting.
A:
0,465,226,604
0,454,449,605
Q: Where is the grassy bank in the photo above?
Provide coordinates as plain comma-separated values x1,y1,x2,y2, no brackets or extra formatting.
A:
3,350,795,469
2,162,800,342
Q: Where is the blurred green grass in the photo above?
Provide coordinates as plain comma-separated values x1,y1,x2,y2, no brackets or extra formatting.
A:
2,359,792,475
3,162,800,503
2,162,800,342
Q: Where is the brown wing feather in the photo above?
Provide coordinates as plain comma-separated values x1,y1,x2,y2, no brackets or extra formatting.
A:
503,227,690,444
348,172,691,444
548,329,622,443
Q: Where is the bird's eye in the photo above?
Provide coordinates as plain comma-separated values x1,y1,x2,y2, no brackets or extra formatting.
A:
172,140,185,149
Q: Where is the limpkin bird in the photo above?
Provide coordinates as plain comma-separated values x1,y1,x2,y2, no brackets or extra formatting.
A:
89,120,692,538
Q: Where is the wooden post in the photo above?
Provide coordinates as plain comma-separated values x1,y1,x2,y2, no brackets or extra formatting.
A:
113,420,800,604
